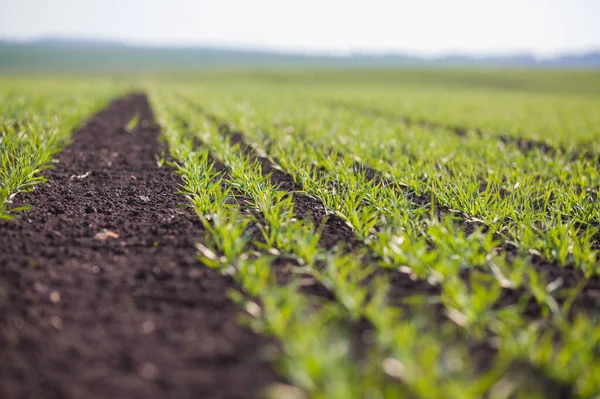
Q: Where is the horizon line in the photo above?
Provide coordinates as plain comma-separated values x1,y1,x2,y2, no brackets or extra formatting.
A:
1,35,600,60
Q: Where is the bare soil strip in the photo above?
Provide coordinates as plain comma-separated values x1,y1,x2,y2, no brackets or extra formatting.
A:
0,94,279,399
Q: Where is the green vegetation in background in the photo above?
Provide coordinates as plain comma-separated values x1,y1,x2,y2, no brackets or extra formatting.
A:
1,40,599,72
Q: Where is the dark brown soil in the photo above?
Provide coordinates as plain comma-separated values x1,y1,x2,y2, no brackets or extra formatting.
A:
0,94,280,399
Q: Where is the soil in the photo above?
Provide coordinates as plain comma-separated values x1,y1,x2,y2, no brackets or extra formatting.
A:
0,94,280,399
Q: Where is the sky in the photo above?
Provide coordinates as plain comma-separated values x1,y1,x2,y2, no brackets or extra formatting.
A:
0,0,599,56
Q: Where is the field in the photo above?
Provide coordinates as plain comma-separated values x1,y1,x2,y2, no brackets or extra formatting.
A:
1,69,600,399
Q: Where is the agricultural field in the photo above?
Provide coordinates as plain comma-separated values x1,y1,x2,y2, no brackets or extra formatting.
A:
1,69,600,399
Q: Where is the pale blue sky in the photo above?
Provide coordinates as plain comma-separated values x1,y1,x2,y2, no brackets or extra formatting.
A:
1,0,598,56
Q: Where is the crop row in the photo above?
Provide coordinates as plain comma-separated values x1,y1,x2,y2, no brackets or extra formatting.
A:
0,81,122,219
